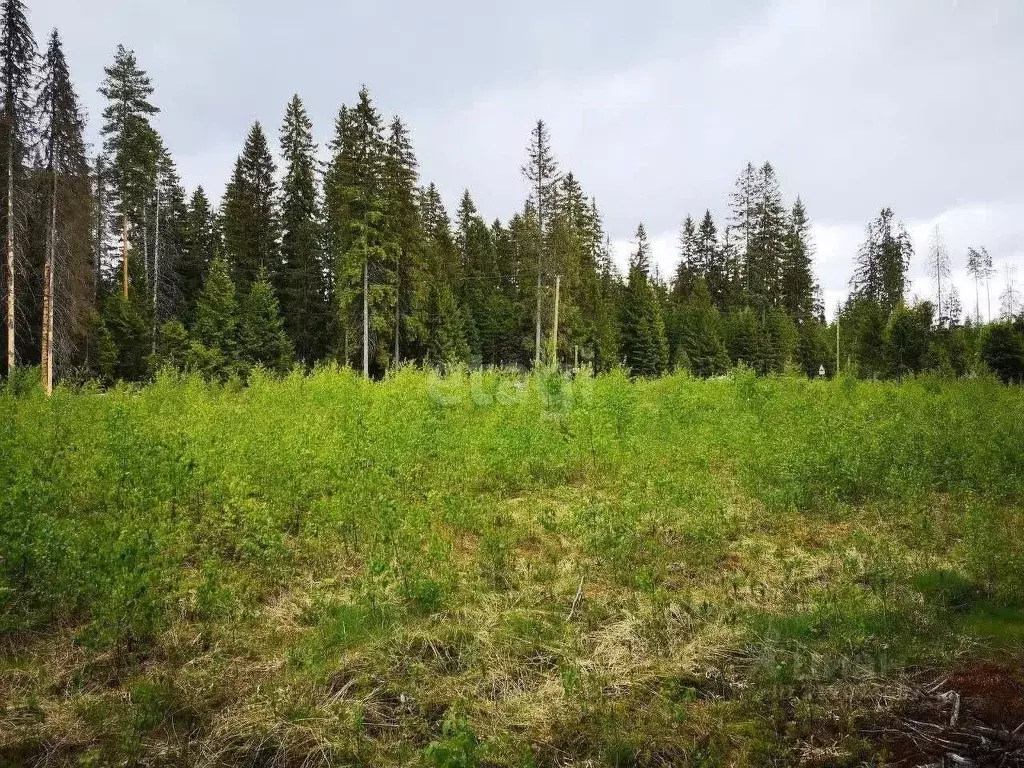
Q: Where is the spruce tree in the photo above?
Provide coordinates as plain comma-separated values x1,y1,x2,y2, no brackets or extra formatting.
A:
324,88,394,376
677,279,729,377
780,197,815,321
382,116,422,365
522,119,560,367
191,255,238,372
221,122,280,292
278,95,327,364
178,186,217,321
1,0,37,374
37,29,91,390
673,215,698,301
695,210,729,310
239,266,292,373
620,224,668,376
745,162,787,311
851,207,912,315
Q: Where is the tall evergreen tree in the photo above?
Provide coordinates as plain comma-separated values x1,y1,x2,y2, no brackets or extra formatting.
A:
676,279,729,377
0,0,37,374
851,207,913,316
382,116,422,365
620,224,667,376
780,197,815,321
37,28,91,390
673,215,698,300
324,88,393,376
522,119,560,367
191,255,238,367
278,95,327,364
238,266,292,373
221,122,280,293
745,162,787,311
98,44,160,300
178,186,217,321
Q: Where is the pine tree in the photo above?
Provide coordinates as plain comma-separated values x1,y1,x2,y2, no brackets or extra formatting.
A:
239,266,292,373
98,44,160,300
522,119,560,367
221,122,280,293
278,95,327,364
37,29,91,392
965,246,995,324
1,0,37,375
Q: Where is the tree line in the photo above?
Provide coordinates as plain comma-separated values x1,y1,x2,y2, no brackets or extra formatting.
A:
1,0,1022,390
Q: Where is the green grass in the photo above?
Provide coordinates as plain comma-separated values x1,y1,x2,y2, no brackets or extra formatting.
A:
1,366,1022,766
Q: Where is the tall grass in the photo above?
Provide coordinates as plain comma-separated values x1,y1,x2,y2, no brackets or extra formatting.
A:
1,368,1022,765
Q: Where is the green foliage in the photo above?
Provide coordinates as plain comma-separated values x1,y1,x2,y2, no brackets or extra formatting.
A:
425,709,480,768
981,321,1024,383
620,245,668,377
238,268,293,373
191,256,238,368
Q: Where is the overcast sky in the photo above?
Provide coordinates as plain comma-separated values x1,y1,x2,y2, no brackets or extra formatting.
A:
34,0,1024,319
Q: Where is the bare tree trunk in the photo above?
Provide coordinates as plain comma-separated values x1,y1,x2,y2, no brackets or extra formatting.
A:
362,259,369,379
142,209,148,288
6,147,14,373
42,168,57,395
393,253,400,367
153,186,160,356
535,167,542,370
121,219,129,299
94,157,103,308
552,274,560,367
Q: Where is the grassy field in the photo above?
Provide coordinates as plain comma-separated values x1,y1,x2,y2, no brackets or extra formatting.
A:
2,368,1023,766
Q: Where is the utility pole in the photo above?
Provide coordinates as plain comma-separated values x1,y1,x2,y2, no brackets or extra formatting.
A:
362,259,369,379
552,274,561,369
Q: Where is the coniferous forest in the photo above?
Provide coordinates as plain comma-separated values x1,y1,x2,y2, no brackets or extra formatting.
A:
1,1,1022,391
4,4,1024,766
